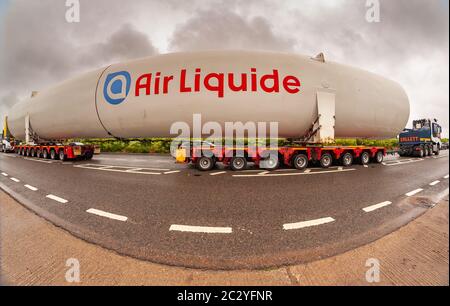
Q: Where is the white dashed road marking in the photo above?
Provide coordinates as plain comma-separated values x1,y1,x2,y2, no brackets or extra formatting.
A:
429,180,440,186
86,208,128,222
304,169,311,173
283,217,335,230
169,224,233,234
210,171,227,176
24,184,38,191
405,189,424,197
164,170,181,175
46,194,68,204
1,172,8,177
363,201,392,213
10,177,20,182
444,175,449,179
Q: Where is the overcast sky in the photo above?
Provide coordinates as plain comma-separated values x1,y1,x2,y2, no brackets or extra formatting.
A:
0,0,448,137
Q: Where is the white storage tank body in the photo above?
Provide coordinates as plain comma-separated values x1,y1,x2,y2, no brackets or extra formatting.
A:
8,50,410,140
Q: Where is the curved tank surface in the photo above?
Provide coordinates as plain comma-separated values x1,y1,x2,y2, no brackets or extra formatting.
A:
8,50,410,140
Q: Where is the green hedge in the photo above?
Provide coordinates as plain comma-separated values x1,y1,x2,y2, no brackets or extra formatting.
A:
76,138,399,153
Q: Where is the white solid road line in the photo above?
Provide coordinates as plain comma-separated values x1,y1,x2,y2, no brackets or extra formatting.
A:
405,189,424,197
169,224,233,234
364,165,369,168
1,172,8,176
86,208,128,222
338,166,344,171
283,217,335,230
444,175,449,179
74,165,162,175
429,180,441,186
210,171,227,176
46,194,68,204
234,168,355,178
24,184,38,191
258,171,270,175
304,169,311,173
10,177,20,182
363,201,392,213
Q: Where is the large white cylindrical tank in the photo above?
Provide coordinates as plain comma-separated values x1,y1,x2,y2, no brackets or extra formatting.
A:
8,50,410,140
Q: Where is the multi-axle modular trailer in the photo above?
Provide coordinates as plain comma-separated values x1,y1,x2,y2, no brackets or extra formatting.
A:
176,143,386,171
14,142,97,161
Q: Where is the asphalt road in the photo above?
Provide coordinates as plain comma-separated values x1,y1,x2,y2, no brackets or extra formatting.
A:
0,151,448,269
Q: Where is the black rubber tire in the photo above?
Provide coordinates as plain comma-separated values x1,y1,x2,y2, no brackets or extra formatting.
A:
360,152,370,165
293,154,309,170
418,148,424,158
435,149,440,156
36,149,41,158
50,149,57,160
196,156,215,171
230,157,247,171
320,153,333,168
59,150,66,161
341,153,353,167
31,149,36,157
261,155,280,171
374,151,384,164
43,150,49,159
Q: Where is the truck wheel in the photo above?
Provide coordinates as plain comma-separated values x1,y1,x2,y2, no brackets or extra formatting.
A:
36,149,41,158
31,149,36,157
43,150,48,159
50,149,57,160
341,153,353,167
293,154,309,170
320,153,333,168
196,156,215,171
360,152,370,165
418,148,424,158
435,149,440,156
374,151,384,164
230,157,247,171
59,150,66,161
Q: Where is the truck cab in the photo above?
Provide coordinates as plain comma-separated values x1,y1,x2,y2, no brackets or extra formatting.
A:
399,119,442,157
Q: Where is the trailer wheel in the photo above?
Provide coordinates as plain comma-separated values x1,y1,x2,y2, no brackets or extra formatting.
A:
374,151,384,164
59,150,66,161
261,155,280,171
36,149,41,158
320,153,333,168
293,154,309,170
196,156,215,171
341,153,353,167
31,149,36,157
43,150,49,159
434,148,440,156
360,152,370,165
50,149,57,160
230,157,247,171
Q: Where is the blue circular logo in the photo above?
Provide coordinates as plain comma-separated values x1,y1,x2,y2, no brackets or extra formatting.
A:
103,71,131,105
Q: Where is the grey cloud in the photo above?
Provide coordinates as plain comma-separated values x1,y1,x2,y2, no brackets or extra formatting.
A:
169,8,295,52
0,0,157,94
78,23,158,67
